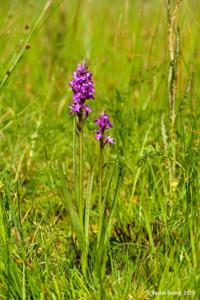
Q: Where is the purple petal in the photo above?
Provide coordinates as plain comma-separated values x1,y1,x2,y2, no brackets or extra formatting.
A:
95,130,103,140
104,136,115,145
83,104,92,118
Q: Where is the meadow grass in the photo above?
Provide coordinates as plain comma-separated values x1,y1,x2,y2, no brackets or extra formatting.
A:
0,0,200,299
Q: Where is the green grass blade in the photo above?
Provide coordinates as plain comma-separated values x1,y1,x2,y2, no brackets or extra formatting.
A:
58,160,86,252
97,152,119,249
85,167,94,247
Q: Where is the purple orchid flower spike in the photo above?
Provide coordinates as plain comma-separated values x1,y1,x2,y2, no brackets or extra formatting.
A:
68,61,95,236
69,61,95,119
94,112,115,146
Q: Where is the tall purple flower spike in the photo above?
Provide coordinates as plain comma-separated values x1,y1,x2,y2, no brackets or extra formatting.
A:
94,112,115,145
69,61,95,119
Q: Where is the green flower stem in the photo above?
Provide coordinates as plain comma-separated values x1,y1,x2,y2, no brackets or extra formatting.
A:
78,115,84,226
98,141,103,243
78,113,87,276
97,141,105,299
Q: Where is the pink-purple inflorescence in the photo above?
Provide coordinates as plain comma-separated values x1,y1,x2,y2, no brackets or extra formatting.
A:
69,62,95,119
95,112,115,145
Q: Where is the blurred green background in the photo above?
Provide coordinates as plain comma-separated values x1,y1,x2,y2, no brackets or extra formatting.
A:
0,0,199,299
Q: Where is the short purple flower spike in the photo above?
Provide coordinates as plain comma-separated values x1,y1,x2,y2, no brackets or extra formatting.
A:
94,112,112,130
69,61,95,118
95,112,115,145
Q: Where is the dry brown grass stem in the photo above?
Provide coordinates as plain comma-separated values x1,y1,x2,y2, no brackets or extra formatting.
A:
167,0,182,185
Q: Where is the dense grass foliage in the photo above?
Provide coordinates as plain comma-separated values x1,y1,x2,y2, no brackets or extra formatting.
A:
0,0,200,299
